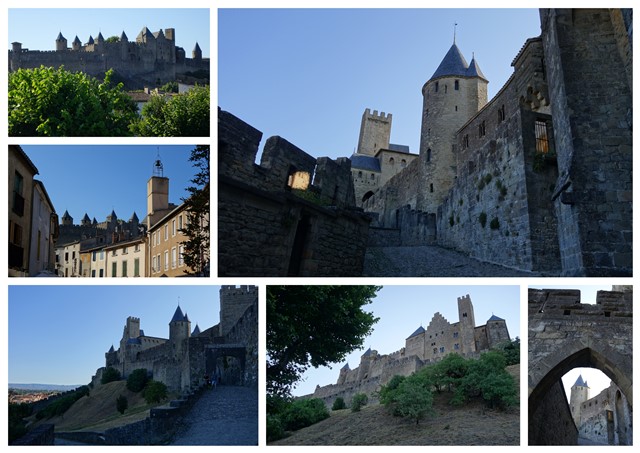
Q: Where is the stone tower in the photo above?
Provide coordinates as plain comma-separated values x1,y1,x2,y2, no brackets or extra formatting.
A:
146,156,170,228
193,42,202,62
169,305,191,358
72,36,81,51
418,41,488,212
61,210,73,226
569,374,590,427
485,314,510,347
55,32,67,51
219,286,258,337
356,109,392,156
337,363,350,385
457,294,476,353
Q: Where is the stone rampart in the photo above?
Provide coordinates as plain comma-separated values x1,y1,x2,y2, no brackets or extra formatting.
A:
218,108,371,277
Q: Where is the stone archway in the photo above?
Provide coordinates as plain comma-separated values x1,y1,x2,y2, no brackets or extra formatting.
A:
528,288,632,445
206,344,246,386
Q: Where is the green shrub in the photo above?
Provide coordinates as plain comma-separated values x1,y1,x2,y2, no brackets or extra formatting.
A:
101,367,121,384
351,393,368,412
143,380,168,404
280,398,329,431
332,397,346,411
266,414,286,442
116,395,128,414
127,369,149,392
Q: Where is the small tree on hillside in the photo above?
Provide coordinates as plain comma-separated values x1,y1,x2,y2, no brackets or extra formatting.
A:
101,367,121,384
143,380,168,404
127,369,149,392
116,395,128,414
332,397,346,411
350,393,368,412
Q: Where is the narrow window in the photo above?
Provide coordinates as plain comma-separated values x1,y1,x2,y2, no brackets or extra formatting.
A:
122,260,128,277
111,262,117,277
535,119,549,153
370,173,375,180
430,183,434,193
427,149,432,162
455,105,458,111
444,84,448,93
454,80,459,90
134,258,140,277
435,81,439,92
389,157,394,165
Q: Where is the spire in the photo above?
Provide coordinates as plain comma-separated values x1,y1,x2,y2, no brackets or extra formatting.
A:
573,374,589,388
120,30,128,41
170,305,186,322
453,22,457,44
192,324,201,336
466,55,488,81
56,32,66,41
430,43,469,80
194,42,201,53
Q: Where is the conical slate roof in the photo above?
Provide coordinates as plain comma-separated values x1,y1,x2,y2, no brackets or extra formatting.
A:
192,324,201,336
430,43,488,82
488,314,504,322
121,31,128,41
573,374,589,387
431,43,469,80
362,347,372,357
73,36,81,45
341,363,350,370
170,305,186,322
466,57,488,81
193,42,201,52
87,35,94,45
56,32,66,41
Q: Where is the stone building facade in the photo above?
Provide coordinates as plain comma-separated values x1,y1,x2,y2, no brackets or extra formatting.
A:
9,145,59,277
359,9,632,276
310,294,510,408
218,108,371,277
95,286,258,393
9,26,209,89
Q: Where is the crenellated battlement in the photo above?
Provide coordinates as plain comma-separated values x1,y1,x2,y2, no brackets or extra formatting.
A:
363,108,392,121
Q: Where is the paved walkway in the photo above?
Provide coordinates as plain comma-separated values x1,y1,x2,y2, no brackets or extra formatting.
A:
363,246,542,277
170,386,258,445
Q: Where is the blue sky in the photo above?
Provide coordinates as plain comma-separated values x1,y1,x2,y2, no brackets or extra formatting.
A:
18,145,201,227
291,285,520,396
9,285,222,385
219,8,542,161
9,8,210,58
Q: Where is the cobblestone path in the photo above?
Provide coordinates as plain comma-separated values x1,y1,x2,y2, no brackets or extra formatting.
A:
170,386,258,445
363,246,543,277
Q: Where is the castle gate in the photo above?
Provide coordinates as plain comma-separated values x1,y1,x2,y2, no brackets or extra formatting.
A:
206,344,246,386
528,288,632,445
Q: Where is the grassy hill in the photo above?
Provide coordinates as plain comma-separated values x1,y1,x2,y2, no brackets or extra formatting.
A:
270,364,520,446
28,381,173,432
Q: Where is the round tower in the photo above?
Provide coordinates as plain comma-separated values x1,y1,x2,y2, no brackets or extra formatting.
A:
169,305,191,358
55,32,67,52
72,36,81,51
337,363,350,385
418,41,488,212
61,210,73,226
570,375,590,428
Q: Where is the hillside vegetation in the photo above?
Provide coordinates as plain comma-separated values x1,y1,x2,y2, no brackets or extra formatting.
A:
28,381,171,432
270,364,519,446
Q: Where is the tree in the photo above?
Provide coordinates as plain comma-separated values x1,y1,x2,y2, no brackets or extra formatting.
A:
116,395,128,414
267,285,381,399
180,145,210,276
105,36,120,43
332,397,346,411
126,369,149,392
101,367,121,384
350,393,368,412
131,84,210,136
393,373,434,425
143,380,168,404
9,66,137,136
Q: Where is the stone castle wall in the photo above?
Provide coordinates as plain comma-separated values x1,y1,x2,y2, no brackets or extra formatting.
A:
540,9,632,276
218,108,371,277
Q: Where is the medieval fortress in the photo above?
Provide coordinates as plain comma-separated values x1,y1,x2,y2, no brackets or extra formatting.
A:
310,294,510,407
9,26,209,88
92,286,258,393
218,9,632,277
353,9,632,276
